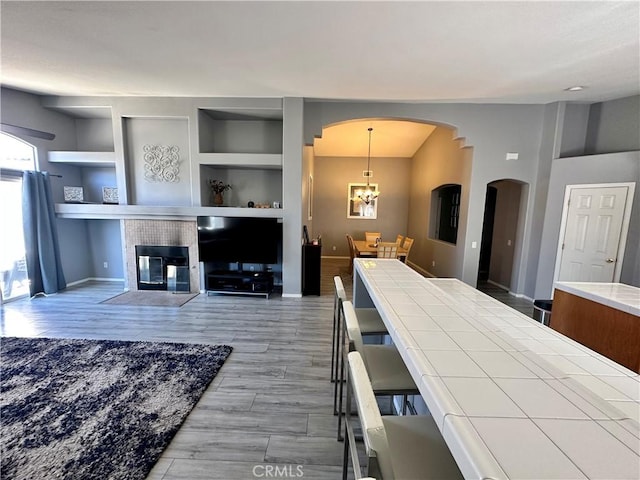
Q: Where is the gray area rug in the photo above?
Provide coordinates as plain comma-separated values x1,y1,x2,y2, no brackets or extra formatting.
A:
0,337,232,480
100,290,198,307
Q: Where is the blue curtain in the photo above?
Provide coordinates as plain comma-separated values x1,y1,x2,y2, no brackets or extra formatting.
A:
22,171,66,296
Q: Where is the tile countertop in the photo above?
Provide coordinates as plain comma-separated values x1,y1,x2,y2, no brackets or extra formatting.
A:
554,282,640,317
353,259,640,480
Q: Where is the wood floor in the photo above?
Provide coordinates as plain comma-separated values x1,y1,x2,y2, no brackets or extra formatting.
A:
0,258,533,479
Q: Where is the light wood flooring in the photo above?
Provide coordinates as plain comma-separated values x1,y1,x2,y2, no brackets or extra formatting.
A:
0,258,533,479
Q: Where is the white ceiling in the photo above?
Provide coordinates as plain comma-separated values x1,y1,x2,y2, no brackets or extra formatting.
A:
1,1,638,104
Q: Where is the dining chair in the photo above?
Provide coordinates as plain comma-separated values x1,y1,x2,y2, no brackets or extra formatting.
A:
345,234,356,274
402,236,414,253
401,237,414,262
395,234,404,245
365,232,381,244
337,300,418,441
332,276,387,415
342,351,463,480
376,242,398,259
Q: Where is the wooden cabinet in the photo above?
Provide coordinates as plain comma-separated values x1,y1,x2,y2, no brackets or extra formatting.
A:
552,287,640,373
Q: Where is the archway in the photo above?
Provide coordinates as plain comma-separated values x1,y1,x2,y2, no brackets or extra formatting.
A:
310,117,468,279
477,179,528,293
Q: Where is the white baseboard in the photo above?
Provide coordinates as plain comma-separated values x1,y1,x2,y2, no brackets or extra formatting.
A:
67,277,124,287
512,292,534,302
407,261,435,278
282,293,302,298
486,279,534,301
487,279,510,291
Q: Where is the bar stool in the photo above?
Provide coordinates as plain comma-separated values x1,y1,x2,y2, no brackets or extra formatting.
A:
343,351,463,480
337,300,418,441
332,276,387,415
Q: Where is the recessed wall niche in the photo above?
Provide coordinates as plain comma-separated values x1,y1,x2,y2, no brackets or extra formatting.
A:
123,117,191,206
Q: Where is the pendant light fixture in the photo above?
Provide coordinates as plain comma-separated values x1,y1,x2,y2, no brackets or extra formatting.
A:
353,127,380,205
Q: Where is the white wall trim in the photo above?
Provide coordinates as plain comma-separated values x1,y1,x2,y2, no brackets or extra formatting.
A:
407,261,436,278
67,277,124,287
487,279,510,291
282,293,302,298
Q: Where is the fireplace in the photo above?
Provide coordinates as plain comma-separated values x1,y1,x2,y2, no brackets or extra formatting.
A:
135,245,189,291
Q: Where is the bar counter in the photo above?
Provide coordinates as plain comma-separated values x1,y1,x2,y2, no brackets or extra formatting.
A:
353,258,639,479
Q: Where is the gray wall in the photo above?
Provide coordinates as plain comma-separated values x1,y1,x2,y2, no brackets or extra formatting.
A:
304,101,545,294
488,180,522,289
534,151,640,298
4,86,638,297
313,155,411,256
281,97,304,296
1,88,95,284
407,127,471,278
87,219,124,279
586,95,640,154
123,117,191,206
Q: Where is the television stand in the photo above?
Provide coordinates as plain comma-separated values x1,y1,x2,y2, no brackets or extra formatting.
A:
205,271,274,299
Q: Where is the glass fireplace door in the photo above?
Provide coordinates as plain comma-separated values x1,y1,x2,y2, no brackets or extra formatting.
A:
138,256,164,285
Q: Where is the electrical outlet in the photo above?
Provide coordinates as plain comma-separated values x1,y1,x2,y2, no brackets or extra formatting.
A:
432,261,436,267
103,262,108,269
332,245,337,251
507,239,512,246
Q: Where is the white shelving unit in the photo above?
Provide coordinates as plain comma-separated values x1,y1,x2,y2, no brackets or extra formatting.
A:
48,151,116,167
196,104,284,208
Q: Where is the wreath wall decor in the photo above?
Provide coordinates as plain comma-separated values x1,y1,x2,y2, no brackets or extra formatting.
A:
143,145,181,183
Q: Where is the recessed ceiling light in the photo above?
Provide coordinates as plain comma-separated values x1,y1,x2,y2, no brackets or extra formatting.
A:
565,86,586,91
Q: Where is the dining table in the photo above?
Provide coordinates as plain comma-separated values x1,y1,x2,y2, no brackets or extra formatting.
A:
351,258,640,479
352,239,408,260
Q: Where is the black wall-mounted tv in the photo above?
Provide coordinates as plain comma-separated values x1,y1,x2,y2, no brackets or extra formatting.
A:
197,216,282,265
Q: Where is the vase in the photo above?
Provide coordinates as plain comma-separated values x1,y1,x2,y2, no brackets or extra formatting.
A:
213,192,224,206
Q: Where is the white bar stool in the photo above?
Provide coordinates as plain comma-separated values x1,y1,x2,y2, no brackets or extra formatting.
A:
337,300,418,441
332,276,387,415
343,351,463,480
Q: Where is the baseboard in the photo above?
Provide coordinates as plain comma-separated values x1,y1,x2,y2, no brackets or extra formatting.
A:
485,280,534,301
407,261,435,278
67,277,124,287
282,293,303,298
511,292,534,302
487,279,510,291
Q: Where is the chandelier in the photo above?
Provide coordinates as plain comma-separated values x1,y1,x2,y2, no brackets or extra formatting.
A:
353,127,380,205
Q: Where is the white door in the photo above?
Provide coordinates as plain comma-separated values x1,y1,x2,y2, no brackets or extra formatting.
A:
557,185,633,282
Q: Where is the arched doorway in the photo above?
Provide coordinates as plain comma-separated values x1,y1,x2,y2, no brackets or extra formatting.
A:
477,179,527,293
311,118,467,279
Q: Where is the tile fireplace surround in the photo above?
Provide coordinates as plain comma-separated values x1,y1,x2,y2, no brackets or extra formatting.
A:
122,219,199,292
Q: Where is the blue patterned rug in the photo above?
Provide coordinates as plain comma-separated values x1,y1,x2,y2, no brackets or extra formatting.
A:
0,337,232,480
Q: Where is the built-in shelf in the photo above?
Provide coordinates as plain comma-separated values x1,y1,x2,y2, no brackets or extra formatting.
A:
48,151,116,167
55,203,284,220
197,107,283,155
197,153,282,169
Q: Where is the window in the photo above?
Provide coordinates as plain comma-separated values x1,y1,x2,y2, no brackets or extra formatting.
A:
430,184,461,244
1,132,35,301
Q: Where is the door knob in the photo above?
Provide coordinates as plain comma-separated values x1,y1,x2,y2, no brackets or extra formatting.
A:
605,258,616,263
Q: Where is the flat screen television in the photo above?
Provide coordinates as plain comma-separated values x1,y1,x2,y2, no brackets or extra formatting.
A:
197,216,281,265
